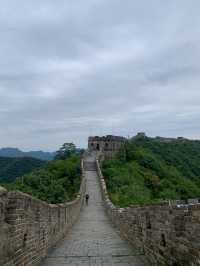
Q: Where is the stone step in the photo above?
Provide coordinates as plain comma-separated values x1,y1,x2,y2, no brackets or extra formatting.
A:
84,162,97,171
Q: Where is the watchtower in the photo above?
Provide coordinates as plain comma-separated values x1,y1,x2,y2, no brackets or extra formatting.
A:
88,135,126,158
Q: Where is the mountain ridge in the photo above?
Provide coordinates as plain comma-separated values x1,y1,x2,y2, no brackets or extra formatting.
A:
0,147,55,161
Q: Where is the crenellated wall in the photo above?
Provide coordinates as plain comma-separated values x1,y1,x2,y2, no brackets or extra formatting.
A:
0,161,86,266
96,159,200,266
88,135,125,159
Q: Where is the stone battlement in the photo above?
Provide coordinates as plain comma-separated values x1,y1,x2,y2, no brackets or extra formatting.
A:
0,160,86,266
96,158,200,265
88,135,126,158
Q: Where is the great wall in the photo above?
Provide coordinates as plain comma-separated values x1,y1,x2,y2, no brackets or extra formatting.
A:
0,136,200,265
97,157,200,265
0,162,86,266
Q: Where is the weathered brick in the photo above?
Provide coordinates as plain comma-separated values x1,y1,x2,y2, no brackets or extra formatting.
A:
0,159,86,266
96,159,200,266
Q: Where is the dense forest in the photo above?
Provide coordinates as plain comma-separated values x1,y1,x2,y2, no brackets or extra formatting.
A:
2,143,82,204
0,157,46,182
102,136,200,207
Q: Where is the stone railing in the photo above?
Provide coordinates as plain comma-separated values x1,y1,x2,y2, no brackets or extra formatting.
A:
96,159,200,266
0,160,86,266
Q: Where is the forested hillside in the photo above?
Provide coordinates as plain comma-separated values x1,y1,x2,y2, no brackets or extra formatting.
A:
102,136,200,207
2,143,83,204
3,154,81,204
0,157,46,182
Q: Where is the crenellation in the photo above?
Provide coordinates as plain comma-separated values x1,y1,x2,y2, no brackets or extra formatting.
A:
1,151,200,265
88,135,126,159
0,161,86,266
96,158,200,265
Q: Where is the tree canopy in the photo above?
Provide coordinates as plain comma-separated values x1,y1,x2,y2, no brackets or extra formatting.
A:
55,142,84,160
102,137,200,207
2,143,83,204
0,156,45,182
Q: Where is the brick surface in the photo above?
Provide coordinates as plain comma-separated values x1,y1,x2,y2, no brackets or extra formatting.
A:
96,155,200,266
0,161,86,266
2,152,199,265
41,154,146,266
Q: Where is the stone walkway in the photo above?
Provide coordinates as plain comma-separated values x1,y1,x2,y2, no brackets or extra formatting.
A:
41,154,147,266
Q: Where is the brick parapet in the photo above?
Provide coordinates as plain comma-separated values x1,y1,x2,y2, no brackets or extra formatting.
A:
96,159,200,266
0,160,86,266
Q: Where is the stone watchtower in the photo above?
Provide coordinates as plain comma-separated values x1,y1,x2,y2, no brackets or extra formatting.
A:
88,135,126,159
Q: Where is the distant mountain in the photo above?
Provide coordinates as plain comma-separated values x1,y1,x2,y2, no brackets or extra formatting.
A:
0,156,46,182
0,148,55,161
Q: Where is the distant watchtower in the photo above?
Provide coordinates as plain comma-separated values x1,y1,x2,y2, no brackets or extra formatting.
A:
88,135,126,158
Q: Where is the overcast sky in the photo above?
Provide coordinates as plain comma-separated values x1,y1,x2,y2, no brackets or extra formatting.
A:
0,1,200,151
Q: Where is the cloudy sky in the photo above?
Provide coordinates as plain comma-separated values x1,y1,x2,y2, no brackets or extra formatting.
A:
0,1,200,151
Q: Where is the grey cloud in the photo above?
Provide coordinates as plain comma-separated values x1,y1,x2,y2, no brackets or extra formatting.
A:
0,0,200,150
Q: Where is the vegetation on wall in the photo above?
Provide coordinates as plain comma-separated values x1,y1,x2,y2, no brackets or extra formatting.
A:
2,143,83,204
102,136,200,207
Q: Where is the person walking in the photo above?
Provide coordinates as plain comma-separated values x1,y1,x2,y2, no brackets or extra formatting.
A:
85,193,89,205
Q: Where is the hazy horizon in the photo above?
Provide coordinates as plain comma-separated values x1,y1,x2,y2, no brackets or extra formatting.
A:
0,132,200,152
1,1,200,151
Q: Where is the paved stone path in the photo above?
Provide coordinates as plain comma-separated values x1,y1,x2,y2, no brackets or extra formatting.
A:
41,154,147,266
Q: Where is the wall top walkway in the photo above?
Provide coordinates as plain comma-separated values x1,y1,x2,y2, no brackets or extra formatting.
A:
42,153,147,266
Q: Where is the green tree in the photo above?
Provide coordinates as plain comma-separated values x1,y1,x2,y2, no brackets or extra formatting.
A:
3,153,82,204
102,136,200,207
55,143,76,159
